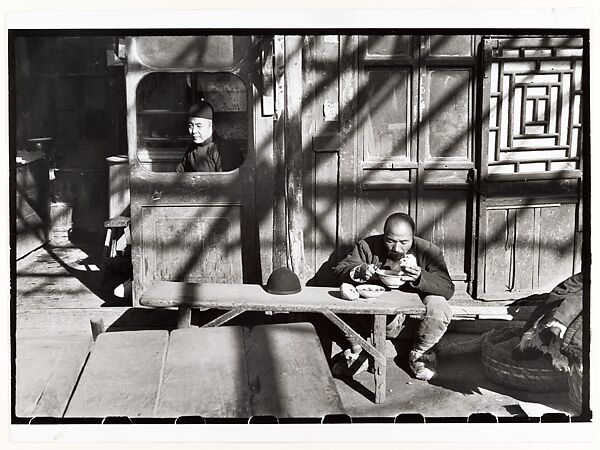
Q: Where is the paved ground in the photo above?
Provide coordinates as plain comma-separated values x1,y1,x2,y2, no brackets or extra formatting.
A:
14,242,576,420
333,347,574,418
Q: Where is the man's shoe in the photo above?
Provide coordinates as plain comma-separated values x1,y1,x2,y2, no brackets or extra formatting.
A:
331,349,369,378
408,350,437,381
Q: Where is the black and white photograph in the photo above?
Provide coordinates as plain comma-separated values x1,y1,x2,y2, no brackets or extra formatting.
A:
6,7,593,443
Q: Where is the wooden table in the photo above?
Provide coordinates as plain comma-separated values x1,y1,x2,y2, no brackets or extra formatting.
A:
141,281,427,403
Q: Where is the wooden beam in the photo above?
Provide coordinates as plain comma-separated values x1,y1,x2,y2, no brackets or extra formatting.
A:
284,35,306,280
203,308,246,328
272,34,287,270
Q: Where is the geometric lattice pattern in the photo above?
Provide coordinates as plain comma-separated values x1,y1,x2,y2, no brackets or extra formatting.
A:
487,38,583,174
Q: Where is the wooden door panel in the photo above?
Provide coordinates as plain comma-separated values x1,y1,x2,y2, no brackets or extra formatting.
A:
419,188,470,283
126,36,257,304
476,37,584,299
483,209,513,294
424,68,472,160
365,35,413,57
357,188,411,238
428,35,474,57
361,67,411,161
140,205,243,286
313,151,340,271
512,207,536,292
481,202,577,299
538,203,577,290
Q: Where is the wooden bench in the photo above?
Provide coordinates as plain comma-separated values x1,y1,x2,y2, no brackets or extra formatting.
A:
101,215,130,284
140,281,427,404
65,323,344,418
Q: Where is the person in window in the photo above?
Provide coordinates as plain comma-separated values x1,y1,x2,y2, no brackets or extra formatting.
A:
176,101,222,172
332,212,454,381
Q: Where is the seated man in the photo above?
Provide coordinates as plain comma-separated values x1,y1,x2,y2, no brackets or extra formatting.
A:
332,212,454,381
176,101,222,172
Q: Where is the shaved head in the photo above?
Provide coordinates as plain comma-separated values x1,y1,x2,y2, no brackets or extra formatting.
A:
383,213,415,259
384,213,415,235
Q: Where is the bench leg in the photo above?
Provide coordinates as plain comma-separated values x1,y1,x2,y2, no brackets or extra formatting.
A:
90,318,105,342
100,228,113,284
322,310,387,403
177,307,192,329
373,314,387,404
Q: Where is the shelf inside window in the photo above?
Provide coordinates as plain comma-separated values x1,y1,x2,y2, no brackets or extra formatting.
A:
137,110,188,115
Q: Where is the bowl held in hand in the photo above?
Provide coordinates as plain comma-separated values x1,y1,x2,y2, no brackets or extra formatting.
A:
376,269,405,289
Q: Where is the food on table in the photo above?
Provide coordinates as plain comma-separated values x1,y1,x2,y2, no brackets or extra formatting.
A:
356,284,385,298
340,282,360,300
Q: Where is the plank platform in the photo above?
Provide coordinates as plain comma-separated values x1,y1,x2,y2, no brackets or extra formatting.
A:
141,281,426,315
156,326,252,418
245,323,344,418
16,334,91,418
64,330,169,418
141,281,537,321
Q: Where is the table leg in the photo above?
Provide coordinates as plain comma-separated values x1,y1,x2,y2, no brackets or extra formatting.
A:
373,314,387,404
177,307,192,329
322,310,386,404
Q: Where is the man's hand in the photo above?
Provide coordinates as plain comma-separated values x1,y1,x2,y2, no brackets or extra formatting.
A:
400,255,421,283
352,263,377,282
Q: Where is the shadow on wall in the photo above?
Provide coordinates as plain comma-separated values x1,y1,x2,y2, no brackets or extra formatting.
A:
117,34,582,293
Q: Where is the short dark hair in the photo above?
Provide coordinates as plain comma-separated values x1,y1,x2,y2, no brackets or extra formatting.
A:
384,212,415,235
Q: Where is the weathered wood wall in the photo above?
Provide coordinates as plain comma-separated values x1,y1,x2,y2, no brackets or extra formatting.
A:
123,34,583,303
476,37,583,299
302,35,478,292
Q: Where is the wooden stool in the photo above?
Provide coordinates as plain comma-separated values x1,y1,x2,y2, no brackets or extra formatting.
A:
101,215,131,284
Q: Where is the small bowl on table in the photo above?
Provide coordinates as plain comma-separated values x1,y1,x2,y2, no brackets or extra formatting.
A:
356,284,385,299
376,269,405,289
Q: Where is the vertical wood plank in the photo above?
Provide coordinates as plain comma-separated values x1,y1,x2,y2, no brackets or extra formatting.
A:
272,35,287,270
513,207,535,292
301,35,317,275
261,38,274,116
373,314,387,404
284,35,306,280
338,35,358,251
573,198,582,274
475,38,495,299
532,207,542,288
419,188,469,281
538,204,576,290
254,38,275,285
413,36,423,224
484,209,511,295
315,152,340,271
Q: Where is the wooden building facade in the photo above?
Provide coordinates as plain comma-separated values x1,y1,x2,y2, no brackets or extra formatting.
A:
122,34,584,305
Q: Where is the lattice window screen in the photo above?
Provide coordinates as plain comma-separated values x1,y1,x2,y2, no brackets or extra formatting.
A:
486,38,583,174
